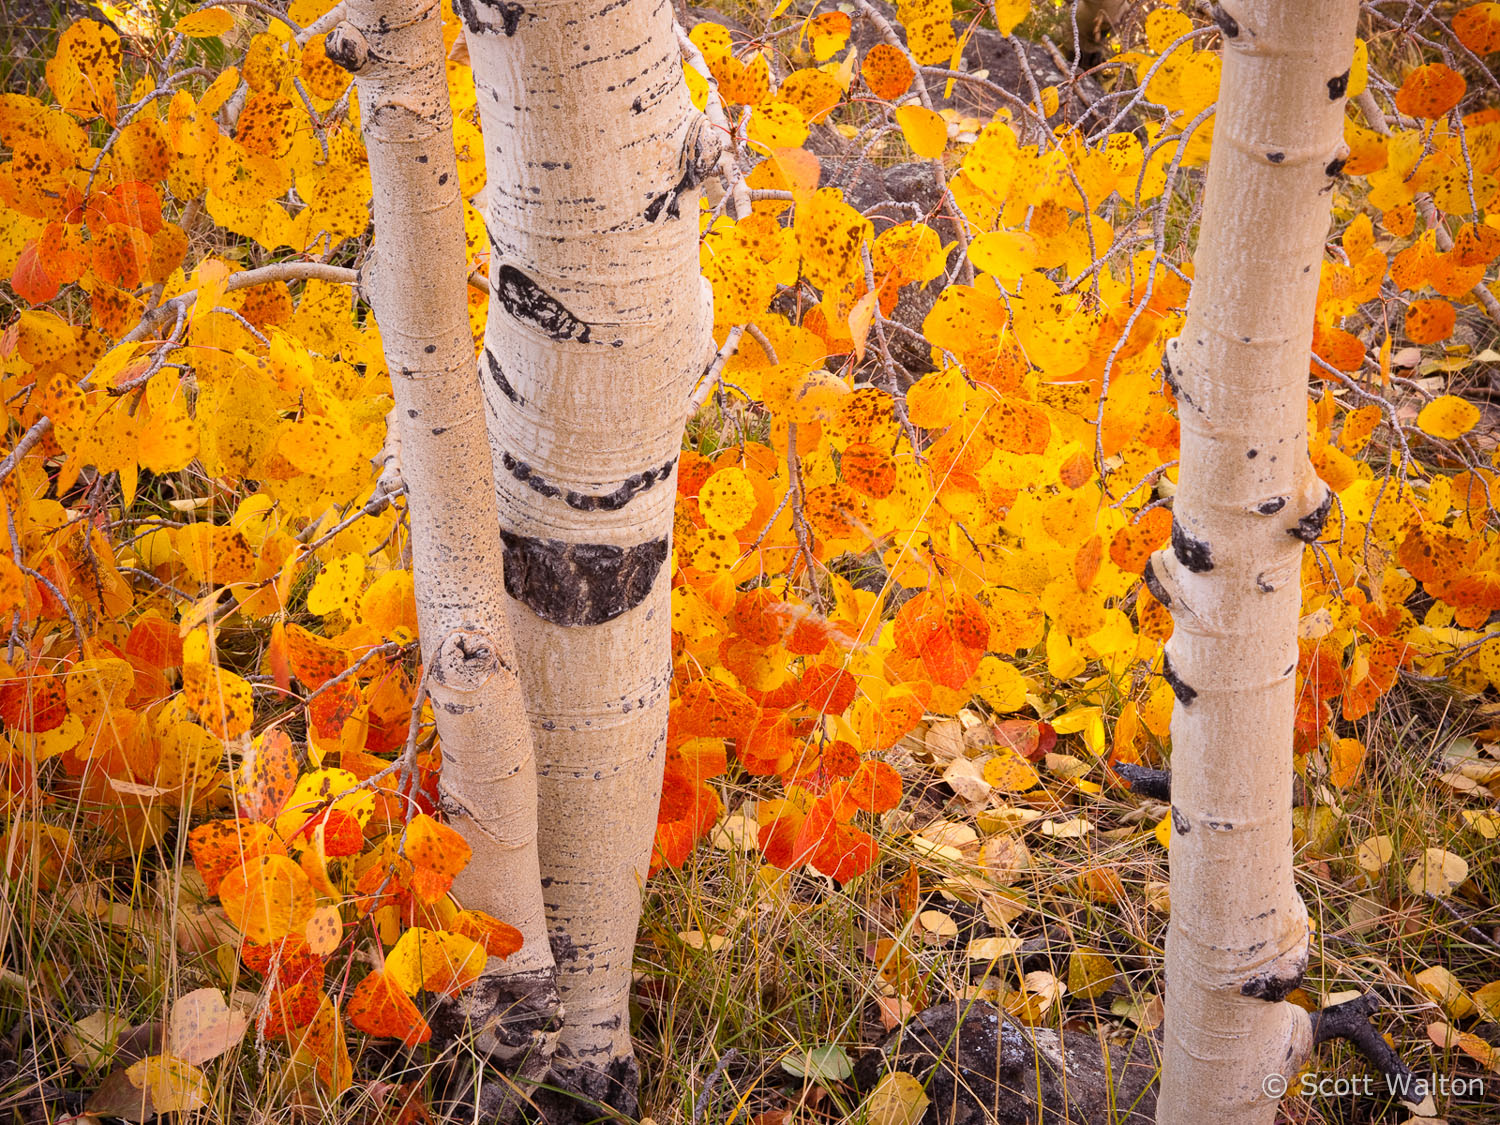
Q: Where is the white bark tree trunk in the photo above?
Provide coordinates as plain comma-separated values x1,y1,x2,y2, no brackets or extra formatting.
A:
461,0,715,1111
1149,3,1358,1121
327,0,559,1083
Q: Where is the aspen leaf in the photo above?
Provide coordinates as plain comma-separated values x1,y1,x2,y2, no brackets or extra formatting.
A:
1355,834,1395,874
235,730,299,822
747,102,808,151
700,468,758,533
871,223,945,285
451,909,524,958
398,813,470,902
1347,38,1369,97
805,12,851,61
63,1010,129,1073
305,906,342,956
1427,1022,1499,1070
219,854,317,944
1411,966,1476,1018
979,833,1030,884
168,988,249,1065
1328,735,1365,788
843,759,902,813
967,936,1023,960
174,8,235,37
1415,394,1480,439
1144,8,1193,52
781,1043,853,1082
1407,848,1468,894
126,1056,210,1113
386,927,486,996
982,751,1039,792
863,1071,930,1125
1394,63,1465,118
991,0,1030,35
1455,4,1500,53
347,969,430,1045
849,290,878,362
288,994,351,1095
860,45,913,100
1067,950,1117,999
895,105,947,159
967,229,1038,285
279,414,363,477
1404,299,1456,345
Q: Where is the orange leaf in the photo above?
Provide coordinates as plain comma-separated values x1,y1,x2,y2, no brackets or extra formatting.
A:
188,819,285,895
1394,63,1465,118
347,969,431,1046
451,909,523,959
861,44,913,100
405,813,471,903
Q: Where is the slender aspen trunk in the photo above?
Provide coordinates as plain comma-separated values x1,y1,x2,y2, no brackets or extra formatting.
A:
328,0,558,1065
1148,3,1357,1121
461,0,715,1110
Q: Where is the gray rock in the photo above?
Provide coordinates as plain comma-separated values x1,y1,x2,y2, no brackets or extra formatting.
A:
854,1000,1160,1124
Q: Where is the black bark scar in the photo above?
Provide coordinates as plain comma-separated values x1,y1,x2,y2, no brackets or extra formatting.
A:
1162,652,1198,706
1170,806,1190,835
453,0,524,36
1255,497,1287,515
501,451,677,512
484,349,524,406
1328,70,1349,99
1115,762,1171,801
1171,519,1214,573
1241,962,1305,1002
495,265,591,343
1160,350,1193,407
1289,491,1332,543
500,531,668,626
1211,5,1238,37
1142,556,1172,608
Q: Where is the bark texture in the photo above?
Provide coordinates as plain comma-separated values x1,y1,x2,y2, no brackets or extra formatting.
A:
331,0,557,1047
1147,2,1358,1121
463,0,714,1111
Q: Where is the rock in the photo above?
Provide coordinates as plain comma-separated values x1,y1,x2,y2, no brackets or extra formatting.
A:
854,1001,1159,1124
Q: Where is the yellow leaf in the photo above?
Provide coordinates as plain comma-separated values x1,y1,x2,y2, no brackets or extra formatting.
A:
864,1071,930,1125
279,414,364,477
968,229,1037,285
974,655,1026,712
1407,847,1469,895
1067,950,1117,999
386,927,486,996
699,468,757,534
174,8,235,37
992,0,1030,36
849,291,878,362
1348,38,1369,98
127,1055,210,1113
219,853,317,944
1416,393,1480,439
307,553,366,619
895,105,947,159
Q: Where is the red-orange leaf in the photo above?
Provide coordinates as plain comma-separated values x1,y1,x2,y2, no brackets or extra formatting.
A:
346,969,430,1046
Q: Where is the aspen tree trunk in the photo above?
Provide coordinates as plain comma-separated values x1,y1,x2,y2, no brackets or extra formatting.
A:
1147,3,1357,1121
327,0,559,1063
461,0,715,1111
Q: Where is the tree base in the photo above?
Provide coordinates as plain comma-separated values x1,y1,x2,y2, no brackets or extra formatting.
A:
854,1000,1160,1124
